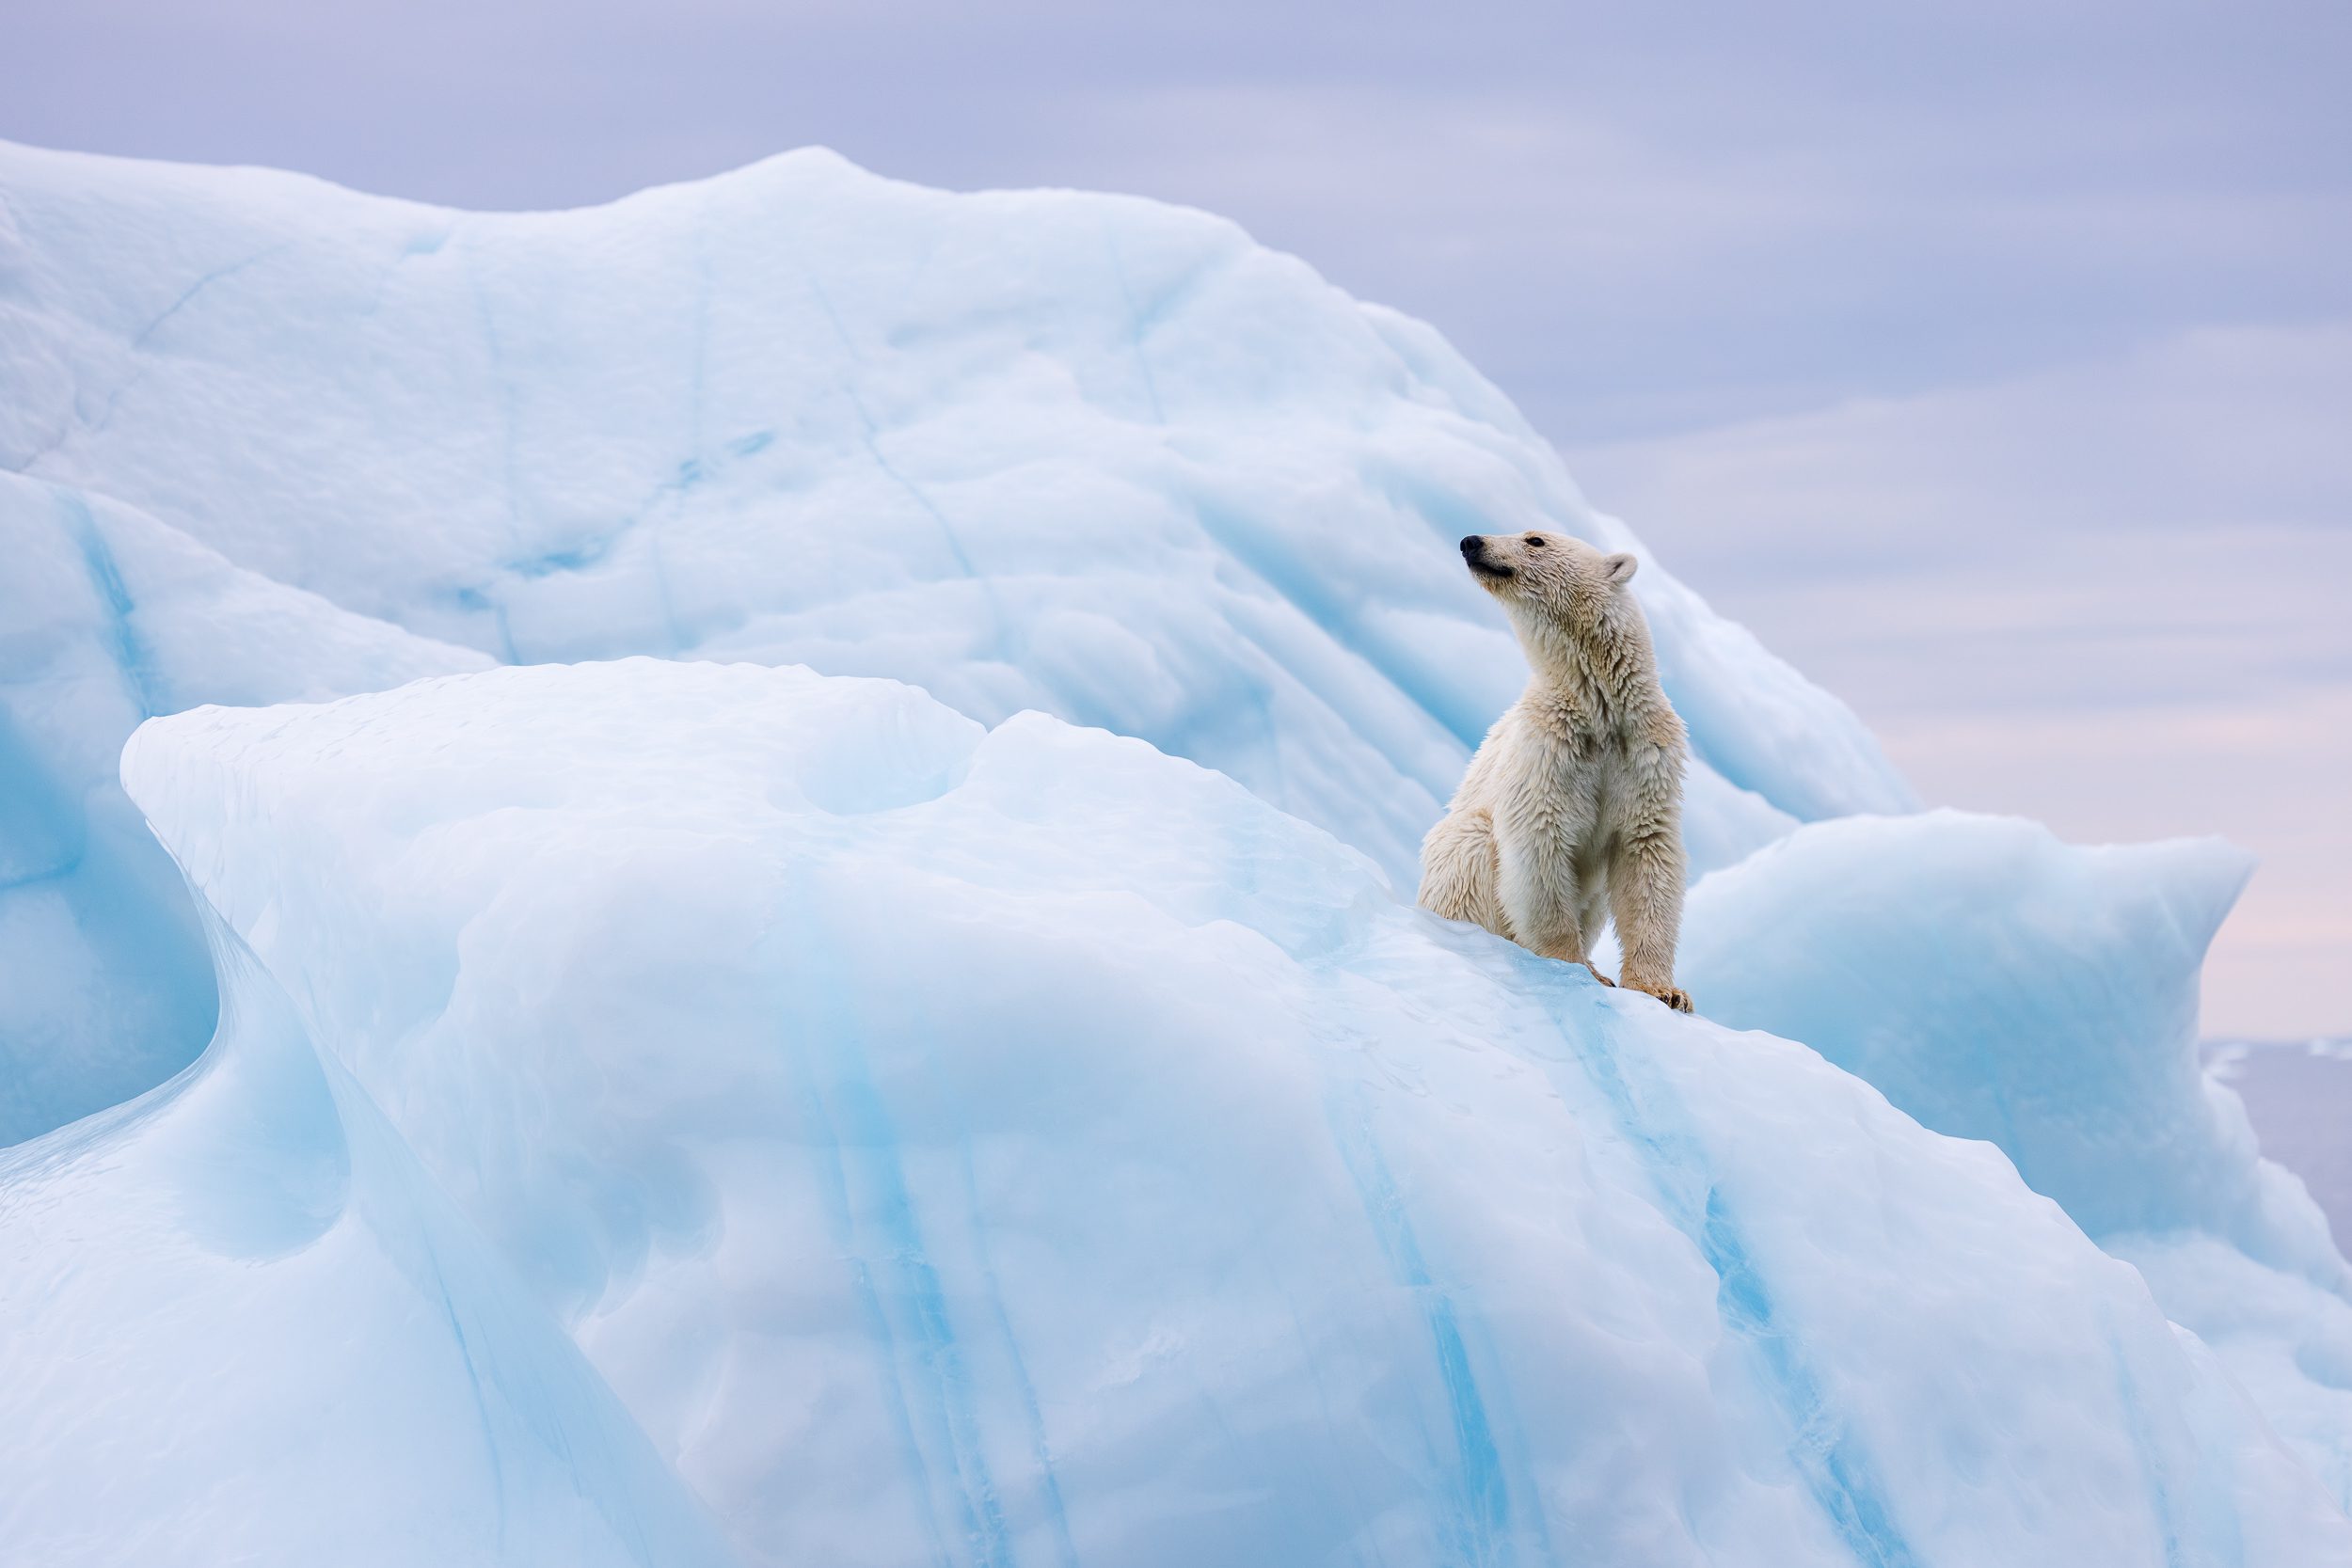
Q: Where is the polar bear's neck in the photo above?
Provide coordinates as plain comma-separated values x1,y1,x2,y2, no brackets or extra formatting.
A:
1508,595,1668,738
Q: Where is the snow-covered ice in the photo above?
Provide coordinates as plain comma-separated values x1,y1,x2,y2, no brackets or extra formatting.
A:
2,135,2347,1563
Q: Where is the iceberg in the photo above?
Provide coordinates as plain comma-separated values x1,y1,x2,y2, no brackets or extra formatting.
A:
0,137,1897,879
0,134,1873,1142
110,660,2348,1566
1,136,2344,1561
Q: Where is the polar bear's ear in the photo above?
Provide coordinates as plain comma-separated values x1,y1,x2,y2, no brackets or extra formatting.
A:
1601,552,1640,586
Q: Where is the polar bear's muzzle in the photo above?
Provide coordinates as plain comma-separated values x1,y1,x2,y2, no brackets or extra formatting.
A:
1460,534,1514,580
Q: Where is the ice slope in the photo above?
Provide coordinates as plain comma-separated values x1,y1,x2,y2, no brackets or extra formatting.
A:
0,467,488,1144
114,659,2349,1568
0,912,739,1568
1677,815,2352,1504
0,135,1888,892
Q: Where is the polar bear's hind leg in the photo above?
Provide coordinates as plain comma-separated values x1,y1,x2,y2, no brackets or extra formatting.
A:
1418,809,1507,939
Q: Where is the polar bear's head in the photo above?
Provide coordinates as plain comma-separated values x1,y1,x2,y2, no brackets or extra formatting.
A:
1458,530,1637,619
1460,530,1661,691
1458,530,1647,676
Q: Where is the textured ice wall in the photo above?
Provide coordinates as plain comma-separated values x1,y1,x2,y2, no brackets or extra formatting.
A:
116,659,2350,1567
0,136,1896,887
0,135,1904,1146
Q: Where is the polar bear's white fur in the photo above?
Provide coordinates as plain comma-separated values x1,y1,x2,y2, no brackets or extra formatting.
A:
1419,530,1692,1011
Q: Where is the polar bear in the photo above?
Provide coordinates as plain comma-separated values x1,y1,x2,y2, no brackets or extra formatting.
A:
1419,530,1692,1011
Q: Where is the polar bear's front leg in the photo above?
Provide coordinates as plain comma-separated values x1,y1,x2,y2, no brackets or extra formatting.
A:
1610,743,1692,1012
1610,833,1689,1010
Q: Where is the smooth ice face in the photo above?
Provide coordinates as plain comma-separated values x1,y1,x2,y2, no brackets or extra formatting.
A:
0,137,1907,893
1677,812,2352,1505
1681,813,2318,1259
115,661,2352,1567
0,912,737,1568
0,469,486,1144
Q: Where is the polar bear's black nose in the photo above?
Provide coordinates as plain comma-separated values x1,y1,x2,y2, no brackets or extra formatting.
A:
1459,535,1485,559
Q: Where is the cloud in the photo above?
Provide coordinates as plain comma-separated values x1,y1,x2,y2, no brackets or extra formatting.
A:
1570,323,2352,559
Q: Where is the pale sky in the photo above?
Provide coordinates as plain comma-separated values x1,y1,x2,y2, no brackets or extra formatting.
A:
8,0,2346,1035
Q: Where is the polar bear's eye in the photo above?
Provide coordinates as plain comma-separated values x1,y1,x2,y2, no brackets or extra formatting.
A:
1524,535,1545,547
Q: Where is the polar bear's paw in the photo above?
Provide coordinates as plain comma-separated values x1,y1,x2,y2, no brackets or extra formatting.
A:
1628,982,1693,1013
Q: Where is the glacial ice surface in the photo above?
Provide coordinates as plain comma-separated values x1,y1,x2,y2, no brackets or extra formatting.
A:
113,660,2350,1566
1,136,2347,1563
